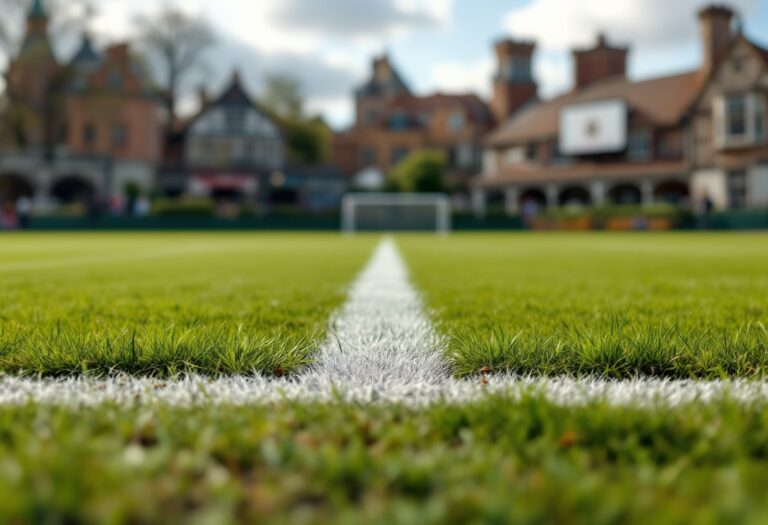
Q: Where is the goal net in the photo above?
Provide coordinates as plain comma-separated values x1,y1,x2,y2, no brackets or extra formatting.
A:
341,193,451,233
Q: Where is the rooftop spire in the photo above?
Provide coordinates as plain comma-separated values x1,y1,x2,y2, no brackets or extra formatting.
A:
28,0,47,19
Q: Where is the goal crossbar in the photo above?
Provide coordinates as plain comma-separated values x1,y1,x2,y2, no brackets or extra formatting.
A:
341,193,451,234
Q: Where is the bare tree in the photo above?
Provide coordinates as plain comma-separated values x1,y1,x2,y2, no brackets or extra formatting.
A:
262,74,304,121
135,8,215,128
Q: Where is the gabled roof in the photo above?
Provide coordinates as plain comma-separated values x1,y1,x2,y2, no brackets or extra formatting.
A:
213,71,255,107
70,34,101,70
356,54,411,99
487,71,703,146
744,38,768,67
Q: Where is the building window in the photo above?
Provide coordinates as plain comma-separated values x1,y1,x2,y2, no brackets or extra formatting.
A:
550,143,568,165
107,71,123,90
390,146,409,165
500,57,532,82
456,143,475,168
83,122,96,148
112,124,128,148
726,94,747,138
727,171,747,209
202,140,215,161
449,111,465,132
225,108,245,133
628,130,652,161
389,112,409,131
755,95,766,143
504,147,526,164
360,147,377,166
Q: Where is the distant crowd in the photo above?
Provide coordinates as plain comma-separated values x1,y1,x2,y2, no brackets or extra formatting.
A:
1,196,32,230
0,194,153,230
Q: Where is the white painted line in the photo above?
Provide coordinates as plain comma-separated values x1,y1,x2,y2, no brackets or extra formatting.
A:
1,375,768,408
301,237,450,386
1,237,767,408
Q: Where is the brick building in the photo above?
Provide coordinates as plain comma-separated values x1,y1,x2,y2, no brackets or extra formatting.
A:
474,4,768,215
0,0,164,209
335,46,536,193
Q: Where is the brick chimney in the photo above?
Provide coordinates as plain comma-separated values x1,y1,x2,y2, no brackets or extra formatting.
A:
572,34,628,90
698,5,736,76
491,39,538,123
105,43,130,64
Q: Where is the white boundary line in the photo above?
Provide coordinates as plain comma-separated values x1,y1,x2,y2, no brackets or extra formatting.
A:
1,375,768,408
1,237,768,408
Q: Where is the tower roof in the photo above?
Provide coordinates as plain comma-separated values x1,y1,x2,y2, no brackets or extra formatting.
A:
70,33,101,69
356,53,411,99
28,0,47,18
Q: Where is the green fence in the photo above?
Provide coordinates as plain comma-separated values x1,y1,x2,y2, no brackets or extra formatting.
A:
15,210,768,232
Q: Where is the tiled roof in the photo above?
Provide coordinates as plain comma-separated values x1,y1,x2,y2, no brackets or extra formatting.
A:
487,71,703,146
215,72,254,107
368,92,494,129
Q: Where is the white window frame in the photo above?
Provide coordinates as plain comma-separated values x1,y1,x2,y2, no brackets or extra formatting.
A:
714,92,768,149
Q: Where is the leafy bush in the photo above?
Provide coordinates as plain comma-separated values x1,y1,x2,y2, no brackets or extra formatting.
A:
392,151,446,193
539,203,685,224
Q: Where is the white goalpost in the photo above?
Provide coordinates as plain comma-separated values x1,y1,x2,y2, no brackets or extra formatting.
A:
341,193,452,234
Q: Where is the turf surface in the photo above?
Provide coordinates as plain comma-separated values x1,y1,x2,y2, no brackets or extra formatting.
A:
0,233,376,377
2,397,768,524
2,232,768,523
398,233,768,379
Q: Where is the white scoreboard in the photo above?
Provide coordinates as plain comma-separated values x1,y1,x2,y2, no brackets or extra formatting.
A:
559,99,627,156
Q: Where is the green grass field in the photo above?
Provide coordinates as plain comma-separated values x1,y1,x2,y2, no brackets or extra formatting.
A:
0,233,376,377
400,233,768,379
2,231,768,524
2,397,768,524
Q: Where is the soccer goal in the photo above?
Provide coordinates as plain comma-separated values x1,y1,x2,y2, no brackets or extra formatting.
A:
341,193,451,233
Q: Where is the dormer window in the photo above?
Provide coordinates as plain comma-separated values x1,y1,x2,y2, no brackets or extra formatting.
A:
628,130,652,161
449,111,465,132
726,94,747,137
715,92,767,148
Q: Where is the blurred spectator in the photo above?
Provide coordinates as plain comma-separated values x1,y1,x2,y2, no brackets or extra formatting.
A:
134,196,151,218
698,193,714,230
16,196,32,229
1,202,18,230
110,195,125,217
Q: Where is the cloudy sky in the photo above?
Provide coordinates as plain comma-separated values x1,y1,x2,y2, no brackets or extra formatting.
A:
9,0,768,128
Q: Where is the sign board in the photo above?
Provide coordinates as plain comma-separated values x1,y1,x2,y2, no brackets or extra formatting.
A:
559,99,627,156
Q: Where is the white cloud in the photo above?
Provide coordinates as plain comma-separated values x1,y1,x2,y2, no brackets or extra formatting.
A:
504,0,757,52
535,53,570,97
84,0,452,127
430,57,494,97
502,0,760,98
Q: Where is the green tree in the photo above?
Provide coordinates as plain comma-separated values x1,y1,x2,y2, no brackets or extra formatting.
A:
392,151,446,193
261,74,331,166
